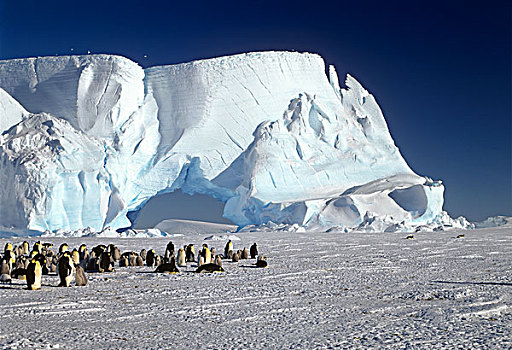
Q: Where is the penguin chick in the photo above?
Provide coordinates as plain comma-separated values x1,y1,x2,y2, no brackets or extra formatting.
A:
98,251,114,273
256,255,268,268
196,263,225,273
250,243,258,259
26,259,42,290
74,265,87,286
241,248,249,260
139,249,147,261
11,267,27,280
232,251,240,263
58,252,75,287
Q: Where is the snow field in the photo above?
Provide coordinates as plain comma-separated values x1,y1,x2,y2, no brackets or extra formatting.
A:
0,226,510,349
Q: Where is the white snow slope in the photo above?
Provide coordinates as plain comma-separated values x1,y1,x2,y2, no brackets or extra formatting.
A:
0,52,467,232
0,226,510,348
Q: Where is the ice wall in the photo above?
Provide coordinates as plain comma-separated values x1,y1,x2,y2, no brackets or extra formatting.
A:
0,51,456,232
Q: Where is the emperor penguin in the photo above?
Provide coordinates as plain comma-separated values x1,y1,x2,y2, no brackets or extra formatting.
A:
71,249,80,265
11,268,27,280
26,258,42,290
232,251,240,263
0,251,15,283
22,241,30,256
214,255,223,267
256,255,268,268
119,256,129,267
140,249,147,261
198,256,205,267
136,256,144,267
186,244,195,262
33,241,42,254
224,240,233,258
250,243,258,259
98,251,114,273
109,245,121,262
201,245,211,265
58,252,75,287
165,241,175,260
58,243,69,255
177,248,186,267
241,248,249,260
74,264,87,286
155,256,179,274
4,242,13,254
195,263,224,273
146,249,157,267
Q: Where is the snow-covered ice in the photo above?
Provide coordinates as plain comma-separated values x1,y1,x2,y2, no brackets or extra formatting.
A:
0,51,470,233
0,225,510,348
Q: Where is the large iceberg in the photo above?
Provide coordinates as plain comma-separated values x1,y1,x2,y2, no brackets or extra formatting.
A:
0,51,466,233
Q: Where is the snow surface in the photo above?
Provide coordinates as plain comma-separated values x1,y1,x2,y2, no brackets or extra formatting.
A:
0,51,469,232
0,226,510,348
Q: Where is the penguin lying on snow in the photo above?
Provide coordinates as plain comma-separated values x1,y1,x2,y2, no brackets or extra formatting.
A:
155,256,179,274
195,263,224,273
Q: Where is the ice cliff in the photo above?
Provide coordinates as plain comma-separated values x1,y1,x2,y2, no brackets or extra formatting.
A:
0,52,468,233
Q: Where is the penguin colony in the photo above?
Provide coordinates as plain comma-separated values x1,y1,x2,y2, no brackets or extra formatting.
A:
0,240,267,290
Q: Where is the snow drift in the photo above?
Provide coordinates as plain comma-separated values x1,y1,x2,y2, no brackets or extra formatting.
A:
0,51,468,233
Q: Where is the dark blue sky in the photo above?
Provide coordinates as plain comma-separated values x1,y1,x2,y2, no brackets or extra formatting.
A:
0,0,510,221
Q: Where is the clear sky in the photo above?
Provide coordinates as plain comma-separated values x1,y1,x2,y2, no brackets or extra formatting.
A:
0,0,510,222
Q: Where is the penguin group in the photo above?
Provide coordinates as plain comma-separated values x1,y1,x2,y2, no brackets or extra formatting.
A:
0,241,88,290
0,238,268,290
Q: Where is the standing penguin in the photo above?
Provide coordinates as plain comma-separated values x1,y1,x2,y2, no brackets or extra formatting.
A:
22,241,30,256
186,244,195,262
241,248,249,260
58,252,75,287
74,265,87,286
0,251,14,283
140,249,147,261
146,249,157,267
165,241,175,260
58,243,69,255
250,243,258,259
214,255,223,267
71,250,80,265
98,251,114,273
177,249,186,267
26,259,42,290
201,245,211,265
232,251,240,263
224,240,233,258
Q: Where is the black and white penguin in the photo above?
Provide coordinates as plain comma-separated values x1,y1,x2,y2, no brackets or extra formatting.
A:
256,255,268,268
11,268,27,280
196,263,224,273
250,243,258,259
75,265,87,286
224,240,233,258
165,241,175,260
214,255,223,267
22,241,30,256
26,259,42,290
98,251,114,273
186,244,195,262
146,249,157,267
155,256,179,274
58,252,75,287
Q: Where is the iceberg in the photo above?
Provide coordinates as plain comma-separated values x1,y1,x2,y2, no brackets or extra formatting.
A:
0,51,467,233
